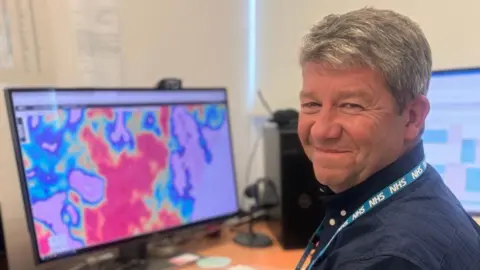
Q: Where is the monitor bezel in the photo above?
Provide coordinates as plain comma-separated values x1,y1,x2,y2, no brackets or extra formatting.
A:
429,67,480,216
431,66,480,76
3,87,241,265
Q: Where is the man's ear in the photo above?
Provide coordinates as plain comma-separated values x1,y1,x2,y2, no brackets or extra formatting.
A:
404,95,430,141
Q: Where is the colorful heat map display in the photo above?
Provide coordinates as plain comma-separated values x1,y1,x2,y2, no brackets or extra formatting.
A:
10,91,238,261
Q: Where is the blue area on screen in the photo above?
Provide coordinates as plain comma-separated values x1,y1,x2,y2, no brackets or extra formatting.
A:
433,165,446,175
466,168,480,192
461,140,476,164
422,129,448,144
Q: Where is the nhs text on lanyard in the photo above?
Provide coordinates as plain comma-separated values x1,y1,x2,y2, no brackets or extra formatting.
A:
295,159,427,270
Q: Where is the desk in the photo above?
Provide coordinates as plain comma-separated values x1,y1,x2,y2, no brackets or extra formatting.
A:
180,217,480,269
181,222,302,269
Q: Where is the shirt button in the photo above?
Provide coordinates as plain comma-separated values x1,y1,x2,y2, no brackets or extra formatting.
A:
329,218,336,226
340,210,347,217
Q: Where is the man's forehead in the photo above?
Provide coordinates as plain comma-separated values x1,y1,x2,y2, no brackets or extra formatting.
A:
300,87,374,99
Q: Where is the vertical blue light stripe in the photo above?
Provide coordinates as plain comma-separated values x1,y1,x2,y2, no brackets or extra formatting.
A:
247,0,256,110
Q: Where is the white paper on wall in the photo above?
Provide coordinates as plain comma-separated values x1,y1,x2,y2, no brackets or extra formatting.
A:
0,0,14,69
14,0,41,72
69,0,124,86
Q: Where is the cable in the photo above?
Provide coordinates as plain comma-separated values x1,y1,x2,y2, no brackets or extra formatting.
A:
243,129,262,211
256,89,273,115
228,208,268,233
242,89,274,210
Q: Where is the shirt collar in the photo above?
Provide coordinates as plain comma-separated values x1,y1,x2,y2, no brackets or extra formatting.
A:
320,141,425,215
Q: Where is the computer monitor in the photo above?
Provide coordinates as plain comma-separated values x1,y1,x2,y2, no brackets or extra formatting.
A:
423,67,480,214
4,88,239,264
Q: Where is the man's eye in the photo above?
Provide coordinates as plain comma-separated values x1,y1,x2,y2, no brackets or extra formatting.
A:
341,103,363,110
301,102,320,108
300,102,321,114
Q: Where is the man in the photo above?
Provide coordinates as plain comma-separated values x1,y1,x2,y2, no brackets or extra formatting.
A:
296,7,480,270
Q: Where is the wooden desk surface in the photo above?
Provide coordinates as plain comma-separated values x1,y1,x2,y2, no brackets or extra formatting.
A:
182,222,302,269
180,218,480,269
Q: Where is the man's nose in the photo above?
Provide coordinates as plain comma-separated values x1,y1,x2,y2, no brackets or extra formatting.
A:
310,109,342,140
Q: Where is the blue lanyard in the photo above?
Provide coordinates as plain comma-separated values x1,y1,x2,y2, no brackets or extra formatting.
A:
295,159,427,270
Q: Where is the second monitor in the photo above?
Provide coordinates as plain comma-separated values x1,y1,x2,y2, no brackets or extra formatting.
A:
4,88,239,264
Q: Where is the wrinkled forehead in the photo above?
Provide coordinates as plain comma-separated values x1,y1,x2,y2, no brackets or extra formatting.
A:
300,87,373,100
300,63,382,101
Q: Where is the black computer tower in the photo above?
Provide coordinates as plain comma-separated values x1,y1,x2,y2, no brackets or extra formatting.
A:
263,122,325,249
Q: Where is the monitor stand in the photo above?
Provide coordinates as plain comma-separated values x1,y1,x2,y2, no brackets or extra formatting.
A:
116,241,149,269
147,242,182,258
116,240,185,269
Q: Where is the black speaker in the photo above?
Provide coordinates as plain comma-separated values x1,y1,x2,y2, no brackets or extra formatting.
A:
263,122,325,249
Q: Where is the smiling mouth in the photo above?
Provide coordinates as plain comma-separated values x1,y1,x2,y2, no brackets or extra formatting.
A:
315,148,350,154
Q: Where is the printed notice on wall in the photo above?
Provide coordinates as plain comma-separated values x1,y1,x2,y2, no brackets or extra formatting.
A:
0,0,13,69
15,0,41,72
69,0,124,86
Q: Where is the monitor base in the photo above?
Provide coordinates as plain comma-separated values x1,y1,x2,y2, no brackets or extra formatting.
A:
117,241,148,264
147,242,181,258
115,242,177,270
233,232,273,248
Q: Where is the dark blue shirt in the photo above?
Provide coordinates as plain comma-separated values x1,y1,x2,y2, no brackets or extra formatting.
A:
308,142,480,269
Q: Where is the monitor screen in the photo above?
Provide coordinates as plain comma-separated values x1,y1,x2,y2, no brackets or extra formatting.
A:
423,68,480,214
5,88,239,263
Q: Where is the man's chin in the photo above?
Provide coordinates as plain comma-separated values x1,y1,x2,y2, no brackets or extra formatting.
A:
314,171,350,192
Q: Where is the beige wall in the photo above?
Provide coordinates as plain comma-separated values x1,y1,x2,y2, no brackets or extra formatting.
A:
254,0,480,114
0,0,253,269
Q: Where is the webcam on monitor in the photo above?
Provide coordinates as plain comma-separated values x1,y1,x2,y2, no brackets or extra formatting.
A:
155,78,183,90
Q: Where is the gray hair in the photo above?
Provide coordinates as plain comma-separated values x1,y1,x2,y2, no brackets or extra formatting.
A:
300,7,432,112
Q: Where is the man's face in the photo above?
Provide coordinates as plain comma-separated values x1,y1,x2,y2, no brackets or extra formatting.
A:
298,62,428,193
